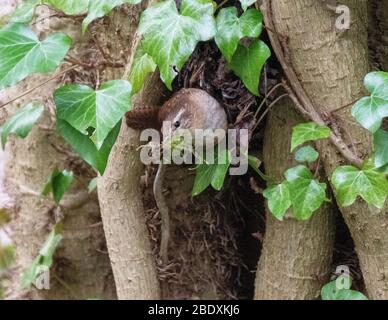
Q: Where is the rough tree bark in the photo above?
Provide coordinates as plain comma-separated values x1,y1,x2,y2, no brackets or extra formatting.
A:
266,0,388,299
255,99,335,300
1,7,116,299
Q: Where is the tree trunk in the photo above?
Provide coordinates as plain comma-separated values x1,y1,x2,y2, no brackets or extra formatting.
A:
97,0,163,299
2,6,116,299
255,98,335,300
266,0,388,299
97,72,164,300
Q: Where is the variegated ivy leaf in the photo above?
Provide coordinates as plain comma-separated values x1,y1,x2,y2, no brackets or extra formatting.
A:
239,0,256,11
0,103,44,149
0,23,71,89
229,39,270,96
21,223,63,288
82,0,142,32
374,129,388,168
54,80,132,150
215,7,263,62
352,71,388,133
129,46,157,94
263,182,291,220
284,165,327,220
291,122,331,151
332,160,388,209
138,0,216,90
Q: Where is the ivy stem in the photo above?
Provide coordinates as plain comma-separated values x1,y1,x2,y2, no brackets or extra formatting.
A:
0,65,78,110
253,93,289,131
330,98,360,114
254,82,284,118
64,55,91,68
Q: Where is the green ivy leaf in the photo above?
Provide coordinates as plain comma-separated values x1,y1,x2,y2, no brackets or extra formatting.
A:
10,0,41,23
88,177,98,193
181,0,217,41
295,146,319,163
239,0,256,11
42,169,74,204
192,163,216,196
229,39,270,96
215,8,263,62
216,8,240,64
138,0,216,89
332,160,388,209
321,276,368,300
247,154,268,180
291,122,331,151
129,46,157,94
21,224,63,288
192,150,231,196
352,72,388,133
82,0,142,32
57,119,120,175
263,182,291,220
10,0,88,23
0,23,71,89
45,0,89,15
378,164,388,175
374,129,388,168
0,245,15,270
0,103,44,149
54,80,132,149
211,152,231,190
239,9,263,38
0,209,10,227
284,165,327,220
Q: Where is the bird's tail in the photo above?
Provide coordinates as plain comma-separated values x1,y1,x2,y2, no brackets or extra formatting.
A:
125,107,160,130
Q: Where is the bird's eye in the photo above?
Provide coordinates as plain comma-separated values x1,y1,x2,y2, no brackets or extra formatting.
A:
173,120,181,128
